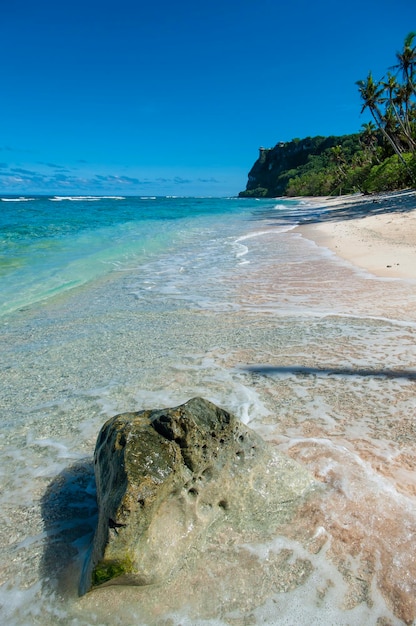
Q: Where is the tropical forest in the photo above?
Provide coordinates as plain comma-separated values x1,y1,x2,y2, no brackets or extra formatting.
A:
240,32,416,198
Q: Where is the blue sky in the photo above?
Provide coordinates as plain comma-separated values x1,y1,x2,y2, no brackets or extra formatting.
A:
1,0,415,196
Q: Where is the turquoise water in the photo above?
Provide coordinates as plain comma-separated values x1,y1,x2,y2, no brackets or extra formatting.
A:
0,195,305,316
2,192,415,318
0,196,243,314
1,193,416,625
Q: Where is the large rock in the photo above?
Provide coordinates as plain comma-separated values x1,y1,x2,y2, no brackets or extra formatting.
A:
80,397,317,594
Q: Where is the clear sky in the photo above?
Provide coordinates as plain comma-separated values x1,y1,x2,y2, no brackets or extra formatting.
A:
1,0,415,196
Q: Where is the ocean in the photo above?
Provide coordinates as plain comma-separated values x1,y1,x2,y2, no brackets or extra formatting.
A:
1,193,416,625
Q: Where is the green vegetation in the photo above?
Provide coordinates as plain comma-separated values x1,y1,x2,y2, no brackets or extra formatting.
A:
240,33,416,197
92,556,134,587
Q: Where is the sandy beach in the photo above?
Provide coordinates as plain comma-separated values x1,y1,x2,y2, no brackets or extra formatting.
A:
297,192,416,279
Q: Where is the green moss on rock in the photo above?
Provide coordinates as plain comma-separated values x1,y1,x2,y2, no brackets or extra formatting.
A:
92,557,133,587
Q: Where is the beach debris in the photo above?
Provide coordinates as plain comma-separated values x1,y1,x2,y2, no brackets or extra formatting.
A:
80,397,317,594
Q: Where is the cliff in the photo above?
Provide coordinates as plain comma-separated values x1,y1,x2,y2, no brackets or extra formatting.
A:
239,135,360,198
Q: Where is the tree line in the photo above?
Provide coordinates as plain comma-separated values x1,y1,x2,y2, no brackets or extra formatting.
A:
286,32,416,196
240,33,416,197
355,32,416,180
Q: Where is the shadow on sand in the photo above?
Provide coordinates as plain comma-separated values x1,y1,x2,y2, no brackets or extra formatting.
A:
242,364,416,381
253,189,416,226
308,190,416,225
40,459,97,596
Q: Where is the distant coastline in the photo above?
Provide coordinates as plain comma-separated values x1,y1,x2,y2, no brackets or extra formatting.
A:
239,135,416,199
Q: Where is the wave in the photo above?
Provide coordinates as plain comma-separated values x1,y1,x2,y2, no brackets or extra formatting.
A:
50,196,103,202
1,197,34,202
272,203,292,210
235,226,297,243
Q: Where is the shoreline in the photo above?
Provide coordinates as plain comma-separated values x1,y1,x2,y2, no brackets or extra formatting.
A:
296,192,416,280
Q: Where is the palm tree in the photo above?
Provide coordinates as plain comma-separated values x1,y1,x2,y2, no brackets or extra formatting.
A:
360,121,377,141
329,145,347,195
356,72,385,122
359,122,380,163
393,31,416,94
383,72,415,150
392,33,416,153
396,82,415,144
356,72,403,157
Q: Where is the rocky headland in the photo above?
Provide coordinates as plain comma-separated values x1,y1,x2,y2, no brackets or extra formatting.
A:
239,135,356,198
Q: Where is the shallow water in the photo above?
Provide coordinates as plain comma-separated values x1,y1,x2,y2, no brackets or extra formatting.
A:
1,194,416,625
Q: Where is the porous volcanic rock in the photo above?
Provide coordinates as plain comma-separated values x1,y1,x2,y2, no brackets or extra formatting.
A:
80,397,317,594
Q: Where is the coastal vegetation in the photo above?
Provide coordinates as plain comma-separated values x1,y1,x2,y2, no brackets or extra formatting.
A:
240,32,416,197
